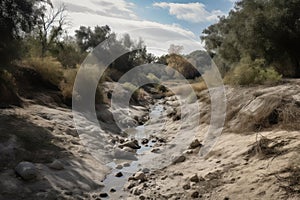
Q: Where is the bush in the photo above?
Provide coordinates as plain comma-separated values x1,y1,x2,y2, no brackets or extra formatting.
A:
0,70,21,107
122,82,140,101
146,73,160,83
60,68,78,103
224,58,282,85
22,57,64,87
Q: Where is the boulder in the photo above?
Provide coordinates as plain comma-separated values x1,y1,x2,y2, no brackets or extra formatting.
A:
15,161,37,180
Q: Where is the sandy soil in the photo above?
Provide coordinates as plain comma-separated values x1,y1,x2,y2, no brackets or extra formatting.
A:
1,80,300,200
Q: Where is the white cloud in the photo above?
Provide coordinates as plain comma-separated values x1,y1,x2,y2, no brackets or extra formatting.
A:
53,0,204,55
53,0,137,19
67,12,203,55
153,2,224,23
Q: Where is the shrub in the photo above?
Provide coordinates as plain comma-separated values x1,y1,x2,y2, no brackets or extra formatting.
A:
146,73,160,83
22,57,64,87
0,70,21,107
122,82,140,101
224,58,282,85
60,68,78,103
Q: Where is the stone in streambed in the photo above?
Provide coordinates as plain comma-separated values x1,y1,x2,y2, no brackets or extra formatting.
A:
48,160,64,170
172,155,186,164
115,172,123,177
190,174,199,182
189,139,202,149
134,172,146,181
119,140,140,149
15,161,37,180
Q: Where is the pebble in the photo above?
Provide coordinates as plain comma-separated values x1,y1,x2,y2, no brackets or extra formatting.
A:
110,188,116,193
191,191,199,198
123,162,130,167
183,184,191,190
116,164,123,169
99,193,108,198
134,172,146,181
48,160,64,170
172,155,186,164
115,172,123,177
190,174,199,183
189,139,202,149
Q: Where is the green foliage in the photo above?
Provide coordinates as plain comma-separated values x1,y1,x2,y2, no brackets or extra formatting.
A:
166,54,201,79
146,73,160,83
50,37,86,68
224,57,282,85
201,0,300,78
122,82,140,100
75,25,111,52
0,0,43,65
23,57,64,87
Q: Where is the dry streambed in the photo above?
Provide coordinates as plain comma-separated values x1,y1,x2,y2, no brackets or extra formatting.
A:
1,80,300,200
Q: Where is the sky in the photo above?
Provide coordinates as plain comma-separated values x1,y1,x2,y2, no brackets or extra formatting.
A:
53,0,236,55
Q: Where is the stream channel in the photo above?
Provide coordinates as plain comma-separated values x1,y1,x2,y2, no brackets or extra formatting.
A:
100,101,166,199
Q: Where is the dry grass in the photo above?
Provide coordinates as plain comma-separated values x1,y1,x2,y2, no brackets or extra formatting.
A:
60,67,78,102
22,57,64,87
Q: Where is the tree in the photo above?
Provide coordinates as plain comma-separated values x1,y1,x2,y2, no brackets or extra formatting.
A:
35,3,69,57
0,0,44,64
168,44,184,55
50,35,86,68
75,25,111,52
201,0,300,77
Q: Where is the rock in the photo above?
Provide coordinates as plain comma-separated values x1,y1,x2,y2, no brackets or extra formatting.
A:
119,140,140,149
173,172,183,176
125,181,137,190
142,168,150,173
183,150,194,154
116,164,123,169
141,138,149,145
189,139,202,149
224,197,230,200
134,172,146,181
139,195,146,200
15,161,37,180
114,148,138,160
183,184,191,190
191,191,199,198
64,191,72,196
190,174,199,183
132,188,142,195
115,172,123,177
172,155,186,164
151,148,160,153
99,193,108,198
123,147,136,153
110,188,116,193
48,160,64,170
123,162,130,167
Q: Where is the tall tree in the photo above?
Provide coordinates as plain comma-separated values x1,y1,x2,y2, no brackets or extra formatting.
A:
0,0,44,64
201,0,300,77
75,25,111,52
35,3,68,57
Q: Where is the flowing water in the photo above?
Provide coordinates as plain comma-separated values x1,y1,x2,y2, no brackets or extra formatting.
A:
100,102,165,199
